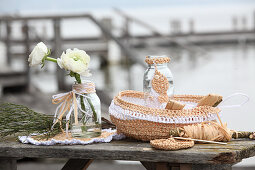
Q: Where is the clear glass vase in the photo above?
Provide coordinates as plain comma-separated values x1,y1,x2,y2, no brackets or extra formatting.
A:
143,55,174,97
70,80,101,138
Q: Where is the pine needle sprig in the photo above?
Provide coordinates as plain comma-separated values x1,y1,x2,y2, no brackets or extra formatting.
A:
0,103,63,141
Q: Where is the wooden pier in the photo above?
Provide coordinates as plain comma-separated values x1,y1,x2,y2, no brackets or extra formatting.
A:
0,11,254,95
125,30,255,51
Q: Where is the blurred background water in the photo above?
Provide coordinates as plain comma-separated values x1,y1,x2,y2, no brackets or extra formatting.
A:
0,0,255,169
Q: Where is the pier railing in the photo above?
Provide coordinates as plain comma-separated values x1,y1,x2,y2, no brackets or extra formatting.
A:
0,13,140,92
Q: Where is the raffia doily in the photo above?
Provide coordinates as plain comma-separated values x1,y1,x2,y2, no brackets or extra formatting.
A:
150,138,194,150
19,129,125,146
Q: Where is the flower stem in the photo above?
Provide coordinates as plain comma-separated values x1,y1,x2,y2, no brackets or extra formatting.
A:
74,74,86,112
74,73,98,124
87,98,98,124
45,57,57,63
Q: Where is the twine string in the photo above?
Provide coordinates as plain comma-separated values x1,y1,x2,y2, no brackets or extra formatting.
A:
179,121,232,142
51,83,96,135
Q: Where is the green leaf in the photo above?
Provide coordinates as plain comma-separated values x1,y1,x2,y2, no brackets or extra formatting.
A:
47,49,51,56
69,71,75,77
40,49,53,68
41,56,47,68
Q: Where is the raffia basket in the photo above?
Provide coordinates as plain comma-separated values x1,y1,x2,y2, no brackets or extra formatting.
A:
109,90,221,141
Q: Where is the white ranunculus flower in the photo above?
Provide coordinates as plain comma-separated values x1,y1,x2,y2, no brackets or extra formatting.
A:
28,42,48,66
57,48,91,76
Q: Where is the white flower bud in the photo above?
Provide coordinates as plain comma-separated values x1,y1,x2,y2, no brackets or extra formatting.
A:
28,42,48,66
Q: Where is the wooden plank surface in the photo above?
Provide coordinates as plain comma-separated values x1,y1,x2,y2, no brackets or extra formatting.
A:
0,139,255,165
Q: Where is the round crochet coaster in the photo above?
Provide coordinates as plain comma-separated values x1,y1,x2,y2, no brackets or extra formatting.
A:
150,138,194,150
19,129,125,146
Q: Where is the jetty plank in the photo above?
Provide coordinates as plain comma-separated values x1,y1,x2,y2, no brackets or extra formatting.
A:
0,139,255,165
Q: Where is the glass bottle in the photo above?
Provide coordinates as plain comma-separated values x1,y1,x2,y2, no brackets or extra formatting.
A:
143,55,174,98
70,80,101,138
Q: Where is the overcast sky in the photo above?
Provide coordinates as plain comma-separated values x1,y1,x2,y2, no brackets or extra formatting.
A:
0,0,254,14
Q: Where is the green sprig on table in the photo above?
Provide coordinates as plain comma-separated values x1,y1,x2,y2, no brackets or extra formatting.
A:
0,103,62,141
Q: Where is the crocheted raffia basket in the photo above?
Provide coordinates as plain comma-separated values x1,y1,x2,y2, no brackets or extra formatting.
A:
109,90,221,141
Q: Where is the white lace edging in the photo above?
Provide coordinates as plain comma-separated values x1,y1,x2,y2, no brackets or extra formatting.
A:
121,96,198,109
109,101,217,124
18,129,125,146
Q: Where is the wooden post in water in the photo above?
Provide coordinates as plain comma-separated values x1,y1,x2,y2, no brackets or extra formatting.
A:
123,17,130,65
101,18,112,38
123,18,130,38
254,11,255,31
53,18,66,91
22,20,30,92
189,19,194,34
0,20,1,39
100,17,112,65
241,16,247,30
5,20,11,65
170,19,182,35
122,18,133,90
232,16,238,31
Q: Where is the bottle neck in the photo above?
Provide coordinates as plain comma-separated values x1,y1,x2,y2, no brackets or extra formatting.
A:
73,77,96,94
72,82,96,94
74,76,94,84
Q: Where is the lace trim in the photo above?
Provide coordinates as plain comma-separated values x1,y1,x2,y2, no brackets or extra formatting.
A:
109,101,218,124
18,129,125,146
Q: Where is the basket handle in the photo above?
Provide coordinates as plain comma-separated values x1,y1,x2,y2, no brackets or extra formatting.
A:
217,93,249,109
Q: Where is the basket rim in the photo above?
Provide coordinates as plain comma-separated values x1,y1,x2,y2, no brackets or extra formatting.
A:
113,90,221,117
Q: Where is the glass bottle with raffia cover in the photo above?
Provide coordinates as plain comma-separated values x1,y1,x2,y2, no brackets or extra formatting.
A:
70,79,101,138
143,55,174,99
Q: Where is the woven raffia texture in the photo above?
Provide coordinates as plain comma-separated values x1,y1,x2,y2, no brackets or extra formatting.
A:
109,90,221,141
145,56,170,64
150,138,194,150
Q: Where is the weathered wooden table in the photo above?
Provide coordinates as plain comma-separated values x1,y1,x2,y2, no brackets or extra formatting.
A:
0,138,255,170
